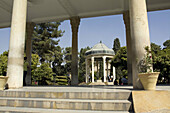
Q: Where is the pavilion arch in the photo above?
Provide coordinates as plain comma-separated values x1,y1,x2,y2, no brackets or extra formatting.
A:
0,0,170,89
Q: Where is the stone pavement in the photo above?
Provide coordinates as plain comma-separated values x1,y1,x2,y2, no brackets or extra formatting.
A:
1,85,170,113
6,85,170,92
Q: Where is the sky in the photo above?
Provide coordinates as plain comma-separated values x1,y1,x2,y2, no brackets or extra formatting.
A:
0,9,170,54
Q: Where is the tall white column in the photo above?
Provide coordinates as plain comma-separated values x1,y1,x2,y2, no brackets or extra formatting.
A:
129,0,152,89
91,57,94,83
85,59,88,83
70,17,80,85
7,0,27,89
103,56,106,82
25,22,34,86
123,11,133,85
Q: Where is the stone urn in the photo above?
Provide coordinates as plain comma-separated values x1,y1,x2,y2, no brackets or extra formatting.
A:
138,72,159,90
0,76,8,90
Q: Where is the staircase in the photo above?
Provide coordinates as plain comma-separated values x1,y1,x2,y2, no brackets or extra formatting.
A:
0,87,133,113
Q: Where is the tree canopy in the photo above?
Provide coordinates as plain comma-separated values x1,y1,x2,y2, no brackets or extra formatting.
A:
113,38,120,54
32,22,65,63
0,51,8,76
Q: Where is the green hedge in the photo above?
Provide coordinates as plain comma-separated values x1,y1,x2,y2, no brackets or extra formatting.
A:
55,75,68,85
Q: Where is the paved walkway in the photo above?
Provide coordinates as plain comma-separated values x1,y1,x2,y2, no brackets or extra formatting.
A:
6,85,170,92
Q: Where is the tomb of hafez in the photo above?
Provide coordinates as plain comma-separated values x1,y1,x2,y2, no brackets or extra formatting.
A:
0,0,170,112
85,41,116,85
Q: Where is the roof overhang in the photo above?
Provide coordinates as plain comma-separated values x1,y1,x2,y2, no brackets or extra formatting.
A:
0,0,170,28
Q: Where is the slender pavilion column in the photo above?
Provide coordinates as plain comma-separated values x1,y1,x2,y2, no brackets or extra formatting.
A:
25,22,34,86
106,60,109,82
96,61,99,79
123,11,133,85
103,56,106,82
7,0,27,89
70,17,80,85
91,57,94,83
85,58,88,83
129,0,152,89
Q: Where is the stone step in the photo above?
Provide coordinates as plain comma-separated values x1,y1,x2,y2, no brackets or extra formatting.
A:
0,91,131,100
0,97,132,111
0,106,130,113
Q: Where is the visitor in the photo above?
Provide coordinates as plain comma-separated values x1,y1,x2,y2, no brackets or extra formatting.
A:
121,76,128,85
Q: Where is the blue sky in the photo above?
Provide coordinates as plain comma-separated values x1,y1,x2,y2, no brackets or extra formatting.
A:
0,10,170,54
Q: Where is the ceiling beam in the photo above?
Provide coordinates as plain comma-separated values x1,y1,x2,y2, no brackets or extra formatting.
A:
57,0,77,17
0,0,12,14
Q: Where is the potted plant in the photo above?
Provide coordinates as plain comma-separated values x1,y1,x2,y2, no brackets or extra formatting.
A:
0,51,9,90
0,75,8,90
138,46,160,90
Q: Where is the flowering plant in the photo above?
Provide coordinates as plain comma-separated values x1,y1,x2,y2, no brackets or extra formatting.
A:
138,46,153,73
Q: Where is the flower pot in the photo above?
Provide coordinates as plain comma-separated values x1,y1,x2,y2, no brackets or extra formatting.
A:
0,76,8,90
138,72,159,90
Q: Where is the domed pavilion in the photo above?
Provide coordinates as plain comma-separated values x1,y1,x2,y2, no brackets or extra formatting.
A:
85,42,116,84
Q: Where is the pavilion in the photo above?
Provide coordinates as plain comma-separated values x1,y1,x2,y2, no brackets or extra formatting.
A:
85,42,116,84
0,0,170,89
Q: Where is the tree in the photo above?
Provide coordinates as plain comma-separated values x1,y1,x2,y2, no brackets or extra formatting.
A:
0,51,8,76
32,22,64,63
31,54,40,84
151,43,161,55
78,47,90,83
151,43,162,72
112,46,127,79
151,40,170,84
32,62,54,85
113,38,121,54
52,46,65,76
154,49,170,83
32,21,66,84
63,47,72,75
163,39,170,49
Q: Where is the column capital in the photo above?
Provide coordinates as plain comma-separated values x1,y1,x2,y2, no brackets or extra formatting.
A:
91,57,94,61
26,22,35,29
123,11,130,26
70,17,80,33
102,56,106,60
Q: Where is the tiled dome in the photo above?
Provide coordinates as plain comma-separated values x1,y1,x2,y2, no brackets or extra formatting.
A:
85,42,115,56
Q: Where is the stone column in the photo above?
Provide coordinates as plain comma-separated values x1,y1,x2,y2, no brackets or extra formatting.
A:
113,66,116,83
70,17,80,85
25,22,34,86
91,57,94,83
7,0,27,89
85,59,88,83
123,11,133,85
129,0,152,89
103,56,106,82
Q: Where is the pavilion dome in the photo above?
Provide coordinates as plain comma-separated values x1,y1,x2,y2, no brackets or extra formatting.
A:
85,42,115,56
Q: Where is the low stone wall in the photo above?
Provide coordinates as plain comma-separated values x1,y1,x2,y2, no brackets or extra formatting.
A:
132,90,170,113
